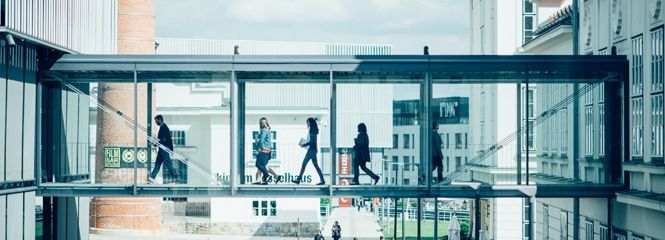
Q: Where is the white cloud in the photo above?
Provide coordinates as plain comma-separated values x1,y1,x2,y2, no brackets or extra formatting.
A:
224,0,351,22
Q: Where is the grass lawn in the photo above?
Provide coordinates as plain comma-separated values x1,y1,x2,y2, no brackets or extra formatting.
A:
380,219,451,240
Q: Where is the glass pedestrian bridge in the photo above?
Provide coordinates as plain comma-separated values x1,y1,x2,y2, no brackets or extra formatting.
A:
37,54,628,199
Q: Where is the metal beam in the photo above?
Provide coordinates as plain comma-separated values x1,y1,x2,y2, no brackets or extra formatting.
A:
36,183,623,198
46,54,629,84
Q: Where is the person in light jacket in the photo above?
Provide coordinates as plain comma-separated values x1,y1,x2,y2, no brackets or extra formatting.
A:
351,123,380,185
253,117,282,185
292,118,325,185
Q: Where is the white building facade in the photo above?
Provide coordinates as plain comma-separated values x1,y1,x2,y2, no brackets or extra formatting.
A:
524,0,665,239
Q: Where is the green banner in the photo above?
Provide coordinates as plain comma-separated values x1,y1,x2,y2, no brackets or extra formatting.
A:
104,146,158,168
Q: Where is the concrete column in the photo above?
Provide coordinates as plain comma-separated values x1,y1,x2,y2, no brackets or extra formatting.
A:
91,0,162,235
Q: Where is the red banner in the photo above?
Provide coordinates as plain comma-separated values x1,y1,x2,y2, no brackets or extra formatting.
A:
338,152,351,176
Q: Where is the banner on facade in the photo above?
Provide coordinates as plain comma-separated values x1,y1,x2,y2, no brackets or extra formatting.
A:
104,146,157,168
338,150,352,176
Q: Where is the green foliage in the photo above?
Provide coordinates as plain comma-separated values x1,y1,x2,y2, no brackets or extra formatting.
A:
320,198,330,205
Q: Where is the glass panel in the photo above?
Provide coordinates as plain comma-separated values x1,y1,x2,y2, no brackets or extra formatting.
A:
340,82,421,186
245,83,330,185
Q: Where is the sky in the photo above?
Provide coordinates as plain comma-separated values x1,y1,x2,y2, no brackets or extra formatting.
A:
155,0,470,55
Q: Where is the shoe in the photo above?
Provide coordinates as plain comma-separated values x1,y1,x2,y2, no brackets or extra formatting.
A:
373,177,380,185
275,176,283,184
349,181,360,185
259,181,268,185
148,177,155,184
291,180,300,185
316,182,326,186
251,182,262,185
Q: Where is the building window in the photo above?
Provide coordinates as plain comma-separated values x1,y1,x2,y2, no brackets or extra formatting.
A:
632,98,644,157
446,157,450,172
171,130,186,146
465,133,468,149
652,94,664,157
524,87,536,151
403,179,410,185
599,225,608,240
631,36,644,96
252,200,277,216
630,234,644,240
455,157,461,168
522,199,530,240
455,133,463,149
392,156,398,171
403,156,410,171
585,105,594,156
524,0,535,13
560,211,568,240
585,220,594,240
446,133,450,149
543,205,549,239
522,0,536,44
393,134,399,149
651,28,663,92
652,27,664,158
403,134,411,149
599,103,605,156
252,130,277,159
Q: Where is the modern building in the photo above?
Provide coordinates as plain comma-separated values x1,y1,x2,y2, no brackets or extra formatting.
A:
523,0,665,239
0,1,118,239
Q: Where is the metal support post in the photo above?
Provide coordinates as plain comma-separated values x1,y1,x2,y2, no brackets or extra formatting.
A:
517,83,522,185
35,76,42,187
401,198,405,240
474,193,481,240
421,72,432,189
330,70,337,185
434,198,439,239
146,83,152,178
238,81,246,184
417,198,422,239
394,198,398,239
132,69,138,195
230,70,238,193
607,197,613,238
574,198,580,240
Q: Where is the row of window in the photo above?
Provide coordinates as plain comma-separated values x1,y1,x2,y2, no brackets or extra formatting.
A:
630,27,664,158
386,155,467,173
391,133,469,150
539,85,568,155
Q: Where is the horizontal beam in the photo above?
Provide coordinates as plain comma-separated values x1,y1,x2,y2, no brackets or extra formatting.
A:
46,54,628,84
36,183,623,198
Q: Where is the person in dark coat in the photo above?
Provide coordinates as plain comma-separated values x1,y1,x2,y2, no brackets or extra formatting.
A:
331,221,341,240
432,121,444,182
351,123,380,185
292,118,326,185
148,115,178,183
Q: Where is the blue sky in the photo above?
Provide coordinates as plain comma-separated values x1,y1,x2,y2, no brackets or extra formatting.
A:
156,0,470,55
